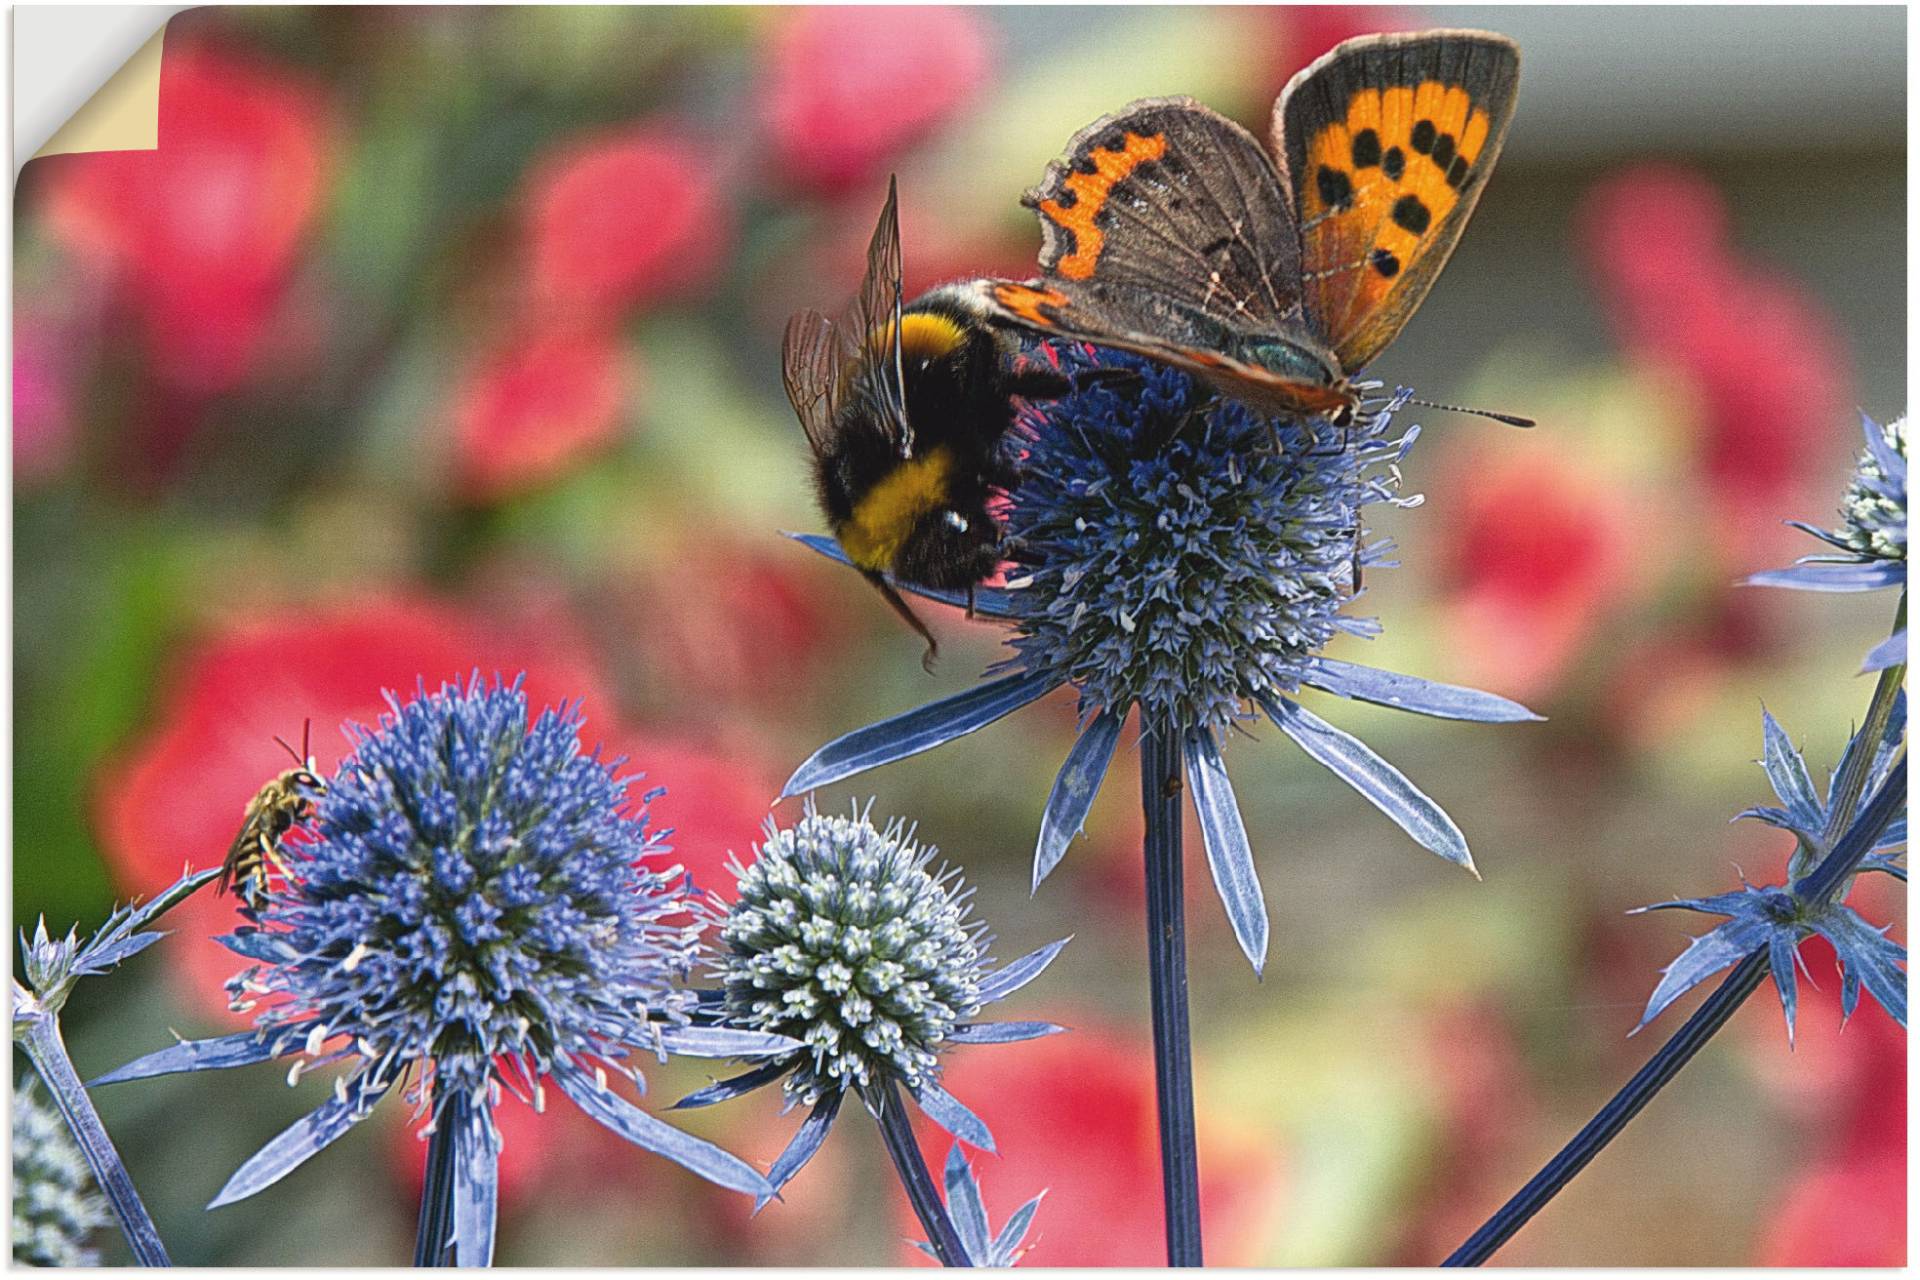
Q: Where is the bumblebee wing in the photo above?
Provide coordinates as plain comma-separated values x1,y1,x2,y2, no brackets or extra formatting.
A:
781,308,842,456
838,174,912,454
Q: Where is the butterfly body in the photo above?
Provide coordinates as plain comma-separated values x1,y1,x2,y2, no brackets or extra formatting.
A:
784,186,1071,663
974,30,1523,424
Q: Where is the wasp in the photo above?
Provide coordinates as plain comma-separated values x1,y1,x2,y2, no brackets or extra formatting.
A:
217,722,326,912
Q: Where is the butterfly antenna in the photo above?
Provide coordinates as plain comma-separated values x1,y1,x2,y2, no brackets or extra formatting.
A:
1406,397,1535,428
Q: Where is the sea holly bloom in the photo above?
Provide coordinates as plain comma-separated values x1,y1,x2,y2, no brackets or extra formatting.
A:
93,678,783,1264
1632,701,1908,1042
677,801,1067,1208
1748,413,1908,671
911,1144,1044,1267
787,351,1539,972
12,1082,111,1267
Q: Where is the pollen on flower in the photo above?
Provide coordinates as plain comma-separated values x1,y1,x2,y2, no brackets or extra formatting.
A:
719,803,986,1105
1003,348,1419,730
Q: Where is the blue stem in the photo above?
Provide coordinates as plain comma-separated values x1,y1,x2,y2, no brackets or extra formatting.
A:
1444,753,1906,1266
19,1015,171,1266
1142,714,1203,1267
413,1104,459,1267
874,1078,971,1266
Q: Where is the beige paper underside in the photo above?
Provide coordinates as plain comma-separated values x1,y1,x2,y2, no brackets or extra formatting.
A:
35,23,166,160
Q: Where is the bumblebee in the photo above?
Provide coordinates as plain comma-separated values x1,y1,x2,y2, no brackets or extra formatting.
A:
217,722,326,912
783,177,1073,667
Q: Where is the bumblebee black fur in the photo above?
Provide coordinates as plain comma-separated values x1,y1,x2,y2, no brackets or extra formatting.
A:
813,284,1071,593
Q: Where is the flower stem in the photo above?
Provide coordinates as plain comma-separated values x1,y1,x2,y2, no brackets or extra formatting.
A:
413,1109,459,1267
17,1015,170,1266
1444,751,1906,1265
875,1078,971,1266
1141,714,1203,1267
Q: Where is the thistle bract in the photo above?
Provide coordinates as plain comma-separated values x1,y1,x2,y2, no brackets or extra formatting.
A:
12,1083,109,1268
721,804,985,1105
1003,348,1415,731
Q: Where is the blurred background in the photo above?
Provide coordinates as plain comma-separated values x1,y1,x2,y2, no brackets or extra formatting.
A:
11,4,1905,1266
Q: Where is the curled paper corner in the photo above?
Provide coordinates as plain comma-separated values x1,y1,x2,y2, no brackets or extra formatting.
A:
34,25,165,160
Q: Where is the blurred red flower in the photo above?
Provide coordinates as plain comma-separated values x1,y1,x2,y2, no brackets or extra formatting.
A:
13,315,80,484
1740,919,1905,1265
524,126,727,315
604,728,779,900
1580,165,1848,566
451,324,631,502
1433,442,1643,702
95,593,617,1025
35,42,332,393
758,6,991,195
619,535,848,716
899,1016,1281,1265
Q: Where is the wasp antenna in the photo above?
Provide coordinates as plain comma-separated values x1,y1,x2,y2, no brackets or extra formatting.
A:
302,718,313,763
1406,397,1535,428
273,734,303,766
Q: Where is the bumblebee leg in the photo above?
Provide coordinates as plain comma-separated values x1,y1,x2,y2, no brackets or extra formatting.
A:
860,570,940,674
966,584,977,620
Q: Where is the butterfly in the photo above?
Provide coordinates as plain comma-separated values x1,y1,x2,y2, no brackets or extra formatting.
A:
967,29,1530,428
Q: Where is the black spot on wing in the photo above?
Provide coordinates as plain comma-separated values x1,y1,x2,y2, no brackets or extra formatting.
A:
1316,166,1354,211
1391,194,1431,235
1369,248,1400,279
1351,128,1381,168
1383,146,1405,180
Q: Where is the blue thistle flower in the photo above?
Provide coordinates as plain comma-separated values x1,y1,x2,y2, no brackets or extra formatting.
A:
1749,412,1907,671
94,676,784,1263
1633,698,1908,1041
13,1082,111,1267
787,351,1539,971
676,800,1067,1203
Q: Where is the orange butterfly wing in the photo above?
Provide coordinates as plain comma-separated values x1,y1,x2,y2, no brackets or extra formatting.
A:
1277,30,1520,373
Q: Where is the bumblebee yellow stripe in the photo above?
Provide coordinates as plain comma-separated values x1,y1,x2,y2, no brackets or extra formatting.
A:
838,446,955,571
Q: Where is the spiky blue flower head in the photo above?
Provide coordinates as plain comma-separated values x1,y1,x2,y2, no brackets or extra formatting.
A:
682,800,1068,1201
787,353,1541,973
96,676,780,1262
1750,413,1907,671
1002,348,1414,731
12,1082,110,1267
721,803,987,1105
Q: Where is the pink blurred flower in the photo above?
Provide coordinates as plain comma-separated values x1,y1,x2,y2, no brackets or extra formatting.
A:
95,593,617,1025
602,728,779,899
35,42,332,393
899,1016,1281,1265
451,324,631,502
1581,165,1849,565
1756,1148,1904,1267
13,316,80,483
1434,443,1643,702
523,126,728,315
759,6,990,195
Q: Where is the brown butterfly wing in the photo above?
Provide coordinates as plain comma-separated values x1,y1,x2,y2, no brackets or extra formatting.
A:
1277,30,1520,373
1024,96,1306,344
